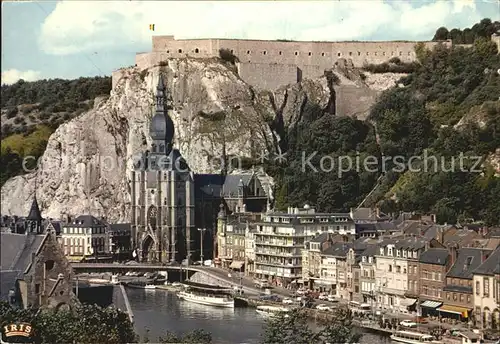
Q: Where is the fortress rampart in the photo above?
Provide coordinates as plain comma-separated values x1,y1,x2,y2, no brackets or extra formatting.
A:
115,36,457,90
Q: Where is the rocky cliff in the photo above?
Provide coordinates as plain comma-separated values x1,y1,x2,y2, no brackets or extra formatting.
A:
1,57,403,221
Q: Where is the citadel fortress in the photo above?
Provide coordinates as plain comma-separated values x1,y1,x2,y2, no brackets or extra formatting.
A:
113,34,500,91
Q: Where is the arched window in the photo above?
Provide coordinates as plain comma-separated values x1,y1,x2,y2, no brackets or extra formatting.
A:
152,144,157,152
308,52,312,56
337,52,341,57
159,144,165,152
195,48,199,53
178,49,183,53
294,51,299,56
279,51,282,55
263,51,267,55
246,50,251,54
321,52,325,56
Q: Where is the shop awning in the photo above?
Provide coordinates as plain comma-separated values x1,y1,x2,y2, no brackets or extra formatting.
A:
420,300,442,309
400,298,417,307
229,261,244,269
438,305,470,317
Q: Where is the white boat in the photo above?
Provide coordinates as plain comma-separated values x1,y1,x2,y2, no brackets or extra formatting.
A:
178,290,234,308
177,281,234,308
256,305,290,318
391,331,442,344
144,284,156,290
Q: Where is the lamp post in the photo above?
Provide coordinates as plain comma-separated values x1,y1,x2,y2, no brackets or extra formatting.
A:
198,228,206,264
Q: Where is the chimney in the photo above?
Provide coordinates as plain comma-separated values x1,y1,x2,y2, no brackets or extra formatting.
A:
376,207,381,217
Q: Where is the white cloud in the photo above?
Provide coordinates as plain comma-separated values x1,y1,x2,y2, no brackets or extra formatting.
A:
39,0,485,56
1,69,41,85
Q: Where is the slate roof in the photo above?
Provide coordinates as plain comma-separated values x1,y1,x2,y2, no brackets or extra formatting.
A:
0,232,46,301
66,215,107,228
361,244,380,257
419,248,450,265
447,248,491,279
109,223,132,234
473,247,500,276
195,174,254,198
310,232,330,243
26,198,42,221
322,242,352,257
355,222,397,235
443,229,479,247
46,221,62,235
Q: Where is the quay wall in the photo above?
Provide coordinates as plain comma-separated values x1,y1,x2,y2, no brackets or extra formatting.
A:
189,271,232,287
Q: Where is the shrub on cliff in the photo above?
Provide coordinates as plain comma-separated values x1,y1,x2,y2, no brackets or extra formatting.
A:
432,18,500,44
219,48,239,64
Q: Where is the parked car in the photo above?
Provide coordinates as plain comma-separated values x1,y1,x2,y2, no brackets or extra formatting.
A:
400,320,417,328
327,295,338,302
316,304,332,311
296,288,308,295
282,298,294,305
318,294,329,301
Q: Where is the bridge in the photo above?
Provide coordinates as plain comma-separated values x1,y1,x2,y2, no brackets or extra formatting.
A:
70,263,264,295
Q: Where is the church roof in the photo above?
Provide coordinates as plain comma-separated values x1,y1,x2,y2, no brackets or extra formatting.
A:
0,232,46,302
26,197,42,221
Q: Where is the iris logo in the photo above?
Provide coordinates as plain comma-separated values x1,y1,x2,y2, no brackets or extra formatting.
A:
1,323,34,343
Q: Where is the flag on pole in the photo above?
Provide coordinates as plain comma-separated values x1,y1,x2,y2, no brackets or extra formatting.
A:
149,24,155,31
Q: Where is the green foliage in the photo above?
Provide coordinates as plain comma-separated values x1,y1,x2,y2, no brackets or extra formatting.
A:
1,77,111,110
432,18,500,44
0,301,137,344
260,308,361,344
363,60,419,74
270,18,500,225
159,329,212,343
0,125,53,186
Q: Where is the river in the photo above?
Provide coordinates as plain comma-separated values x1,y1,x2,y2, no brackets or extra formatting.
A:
127,288,392,344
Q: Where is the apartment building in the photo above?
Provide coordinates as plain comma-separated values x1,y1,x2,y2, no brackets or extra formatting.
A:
319,242,352,297
359,245,379,305
472,246,500,330
60,215,110,261
245,225,256,277
375,238,429,313
253,206,353,286
440,247,491,322
226,219,246,271
302,232,335,290
418,248,451,316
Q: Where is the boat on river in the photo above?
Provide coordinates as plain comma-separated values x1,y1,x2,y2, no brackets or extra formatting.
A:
126,281,156,290
255,305,290,318
390,330,442,344
177,281,234,308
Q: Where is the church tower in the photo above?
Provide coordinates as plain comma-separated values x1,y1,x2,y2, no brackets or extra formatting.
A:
130,74,195,264
26,197,43,234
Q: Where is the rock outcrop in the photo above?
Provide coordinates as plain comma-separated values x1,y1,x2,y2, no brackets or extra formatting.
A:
1,57,403,221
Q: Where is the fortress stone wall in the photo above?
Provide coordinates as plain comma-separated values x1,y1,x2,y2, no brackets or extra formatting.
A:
116,36,456,90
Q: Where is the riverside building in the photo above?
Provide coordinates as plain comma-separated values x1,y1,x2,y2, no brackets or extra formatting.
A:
253,205,354,287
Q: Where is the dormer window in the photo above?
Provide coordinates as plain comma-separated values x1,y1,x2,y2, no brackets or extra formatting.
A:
396,250,400,257
380,248,384,255
362,256,366,262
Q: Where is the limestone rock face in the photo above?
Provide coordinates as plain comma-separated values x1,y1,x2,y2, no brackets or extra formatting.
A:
1,57,401,221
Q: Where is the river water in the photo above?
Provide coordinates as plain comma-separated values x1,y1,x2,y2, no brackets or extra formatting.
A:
127,289,392,344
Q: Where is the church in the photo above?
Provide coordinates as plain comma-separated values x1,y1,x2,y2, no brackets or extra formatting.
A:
129,75,269,264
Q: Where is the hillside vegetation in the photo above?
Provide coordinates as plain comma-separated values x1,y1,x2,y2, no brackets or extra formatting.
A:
270,18,500,226
0,76,111,186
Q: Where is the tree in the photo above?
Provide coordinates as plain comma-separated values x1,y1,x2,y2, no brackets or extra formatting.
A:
0,301,137,344
433,27,449,41
159,329,212,343
260,309,362,344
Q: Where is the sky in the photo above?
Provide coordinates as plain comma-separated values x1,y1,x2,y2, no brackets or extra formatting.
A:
1,0,499,84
